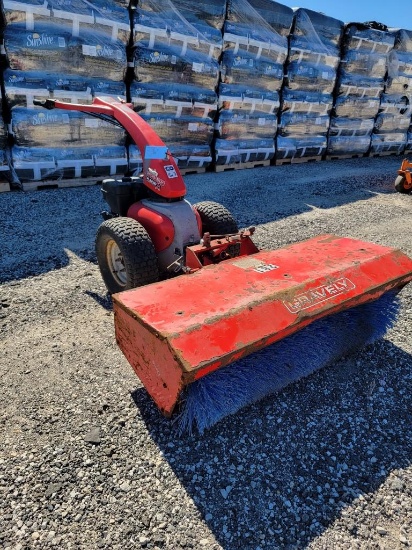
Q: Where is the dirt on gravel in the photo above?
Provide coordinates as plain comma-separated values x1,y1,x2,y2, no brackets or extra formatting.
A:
1,155,412,549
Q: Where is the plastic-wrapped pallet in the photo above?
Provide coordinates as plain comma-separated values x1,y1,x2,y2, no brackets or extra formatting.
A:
2,0,131,44
1,0,129,182
132,0,225,170
215,0,293,166
4,71,128,181
370,28,412,155
4,23,127,80
327,22,395,157
278,8,343,162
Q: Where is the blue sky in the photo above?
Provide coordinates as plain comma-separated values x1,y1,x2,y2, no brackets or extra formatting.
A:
279,0,411,29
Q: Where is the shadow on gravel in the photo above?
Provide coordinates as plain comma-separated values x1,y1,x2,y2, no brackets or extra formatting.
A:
0,248,97,285
85,290,113,311
0,157,401,284
131,338,412,549
196,158,401,229
0,185,102,284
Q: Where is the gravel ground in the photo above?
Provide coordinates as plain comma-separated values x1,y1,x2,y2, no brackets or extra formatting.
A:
1,155,412,549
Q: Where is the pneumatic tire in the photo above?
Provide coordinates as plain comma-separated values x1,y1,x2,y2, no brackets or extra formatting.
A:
95,217,159,294
193,201,239,235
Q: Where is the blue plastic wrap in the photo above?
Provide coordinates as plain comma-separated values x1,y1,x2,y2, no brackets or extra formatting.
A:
335,23,395,99
220,49,284,92
327,136,371,156
4,22,127,81
132,0,221,171
333,95,380,118
166,143,212,168
215,0,292,164
370,133,407,154
285,61,337,94
3,69,127,111
3,69,52,109
217,110,277,141
11,107,126,148
343,22,394,54
370,28,412,156
134,43,219,89
276,135,327,160
11,144,129,181
328,22,396,157
227,0,294,37
215,102,278,165
406,130,412,152
224,0,292,64
279,9,343,160
130,82,217,118
286,8,343,86
133,0,225,61
282,89,331,116
140,113,214,146
328,117,374,138
279,112,329,138
2,0,130,43
93,145,128,177
288,8,342,70
218,84,280,114
214,137,275,165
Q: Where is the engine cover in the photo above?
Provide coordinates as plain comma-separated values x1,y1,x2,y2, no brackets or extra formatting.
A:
128,199,201,273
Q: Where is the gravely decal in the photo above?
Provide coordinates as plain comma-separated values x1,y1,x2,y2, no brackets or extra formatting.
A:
146,175,165,190
283,277,356,313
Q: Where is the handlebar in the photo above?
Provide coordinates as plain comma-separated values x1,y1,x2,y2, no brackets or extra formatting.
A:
33,99,56,110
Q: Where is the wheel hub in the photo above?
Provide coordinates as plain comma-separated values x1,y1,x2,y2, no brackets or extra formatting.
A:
107,239,127,286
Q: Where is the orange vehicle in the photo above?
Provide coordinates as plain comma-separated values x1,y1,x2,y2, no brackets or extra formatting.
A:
395,158,412,193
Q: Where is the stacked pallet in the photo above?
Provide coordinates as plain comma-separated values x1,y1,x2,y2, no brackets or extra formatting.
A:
1,0,129,185
215,0,293,168
130,0,225,171
327,22,395,158
277,8,343,163
1,3,412,191
372,28,412,155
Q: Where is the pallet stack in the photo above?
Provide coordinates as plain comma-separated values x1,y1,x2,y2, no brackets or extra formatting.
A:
372,28,412,156
130,0,226,172
277,8,343,163
1,0,130,187
1,2,412,191
327,22,395,158
215,0,293,168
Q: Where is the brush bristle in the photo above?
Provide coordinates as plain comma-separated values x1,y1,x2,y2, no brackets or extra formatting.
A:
176,291,400,435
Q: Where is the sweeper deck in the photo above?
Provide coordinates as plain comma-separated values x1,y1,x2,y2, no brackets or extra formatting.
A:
36,97,412,433
113,234,412,420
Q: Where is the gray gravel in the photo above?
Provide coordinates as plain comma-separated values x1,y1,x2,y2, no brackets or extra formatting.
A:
1,155,412,549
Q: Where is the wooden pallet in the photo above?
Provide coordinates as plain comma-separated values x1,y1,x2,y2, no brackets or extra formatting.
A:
369,151,402,158
275,156,322,166
0,181,11,193
326,153,366,161
179,166,207,176
214,159,271,172
21,177,101,192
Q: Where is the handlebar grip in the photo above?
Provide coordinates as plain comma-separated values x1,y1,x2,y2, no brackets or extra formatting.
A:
33,99,56,109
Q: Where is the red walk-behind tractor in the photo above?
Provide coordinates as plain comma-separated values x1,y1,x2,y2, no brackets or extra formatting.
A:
35,97,412,434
